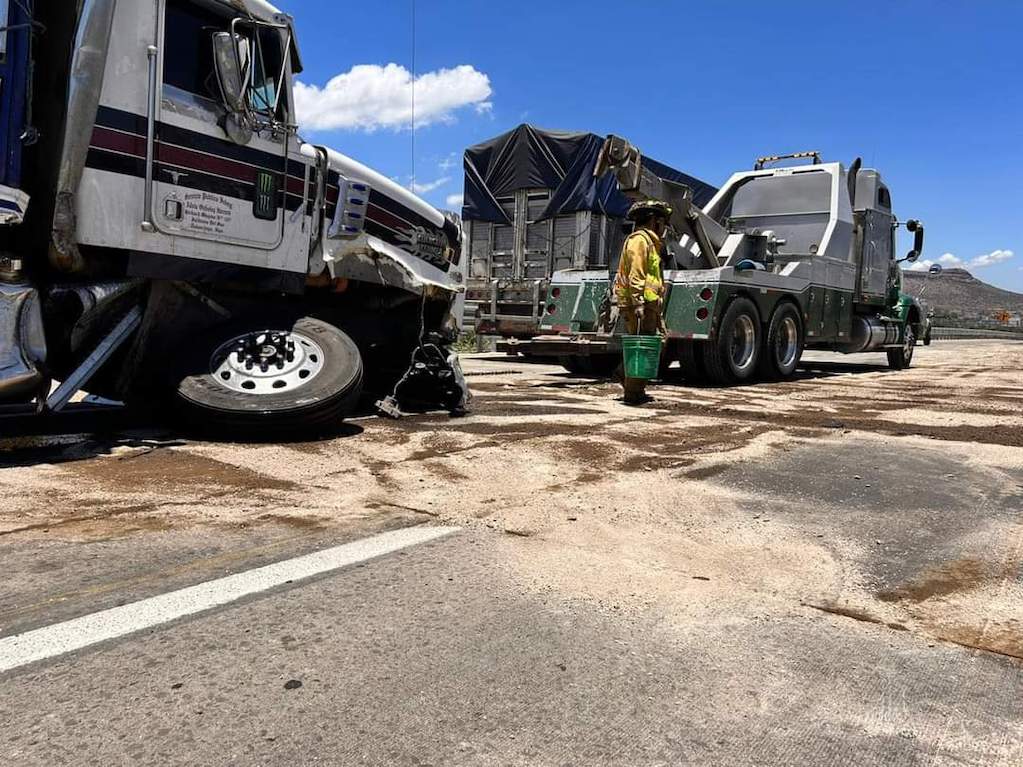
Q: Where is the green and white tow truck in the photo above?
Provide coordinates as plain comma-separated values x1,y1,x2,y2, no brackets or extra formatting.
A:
522,138,932,383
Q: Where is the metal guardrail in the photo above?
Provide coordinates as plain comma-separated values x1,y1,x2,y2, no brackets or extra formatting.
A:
929,326,1023,341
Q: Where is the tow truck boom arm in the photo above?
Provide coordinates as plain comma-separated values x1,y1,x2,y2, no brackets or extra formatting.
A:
594,135,727,268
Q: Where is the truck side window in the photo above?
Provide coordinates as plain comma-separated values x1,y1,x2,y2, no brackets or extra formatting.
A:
877,186,891,210
163,0,232,102
163,0,289,122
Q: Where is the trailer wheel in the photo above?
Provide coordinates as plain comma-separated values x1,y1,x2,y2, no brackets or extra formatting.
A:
887,323,916,370
587,353,622,379
657,341,678,381
560,353,620,378
702,297,761,384
559,355,586,375
758,303,804,380
173,316,363,437
678,341,707,384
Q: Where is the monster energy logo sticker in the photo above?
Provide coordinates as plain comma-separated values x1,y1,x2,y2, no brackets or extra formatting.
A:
253,170,279,221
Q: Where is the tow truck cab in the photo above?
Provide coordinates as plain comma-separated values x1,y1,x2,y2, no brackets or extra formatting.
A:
540,154,927,381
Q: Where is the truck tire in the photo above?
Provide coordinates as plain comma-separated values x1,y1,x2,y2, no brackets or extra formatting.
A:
887,324,915,370
702,297,761,385
173,316,364,437
758,302,804,380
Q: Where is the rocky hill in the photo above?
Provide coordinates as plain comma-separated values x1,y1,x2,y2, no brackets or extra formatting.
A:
902,268,1023,321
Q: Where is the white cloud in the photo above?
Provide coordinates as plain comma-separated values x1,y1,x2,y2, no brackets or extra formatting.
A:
437,154,458,172
294,63,493,132
409,176,450,195
969,249,1013,268
907,249,1014,272
445,193,464,209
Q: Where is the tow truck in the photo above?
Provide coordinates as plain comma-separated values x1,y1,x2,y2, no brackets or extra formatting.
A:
535,136,931,383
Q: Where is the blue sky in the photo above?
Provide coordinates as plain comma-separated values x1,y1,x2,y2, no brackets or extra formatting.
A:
283,0,1023,292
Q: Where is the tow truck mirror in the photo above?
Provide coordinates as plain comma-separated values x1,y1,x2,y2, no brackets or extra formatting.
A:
212,32,254,144
904,219,925,262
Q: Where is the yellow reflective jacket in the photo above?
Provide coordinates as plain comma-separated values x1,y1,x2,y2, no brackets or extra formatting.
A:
614,228,664,306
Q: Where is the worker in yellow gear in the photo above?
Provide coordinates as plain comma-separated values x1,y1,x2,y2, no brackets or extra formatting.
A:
614,199,671,405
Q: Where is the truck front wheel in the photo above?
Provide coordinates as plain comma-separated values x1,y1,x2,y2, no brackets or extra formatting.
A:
887,324,916,370
758,303,804,380
172,316,364,437
703,297,761,384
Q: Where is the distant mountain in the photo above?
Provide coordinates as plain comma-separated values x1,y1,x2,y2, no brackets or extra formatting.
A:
902,268,1023,320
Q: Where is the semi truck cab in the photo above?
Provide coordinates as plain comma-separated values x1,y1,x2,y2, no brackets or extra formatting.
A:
0,0,467,432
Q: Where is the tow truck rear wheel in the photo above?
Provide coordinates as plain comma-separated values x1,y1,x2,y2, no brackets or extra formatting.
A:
172,316,364,437
702,297,761,384
758,302,804,380
887,323,916,370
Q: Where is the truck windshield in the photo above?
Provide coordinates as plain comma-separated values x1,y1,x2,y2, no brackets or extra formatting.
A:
726,171,832,257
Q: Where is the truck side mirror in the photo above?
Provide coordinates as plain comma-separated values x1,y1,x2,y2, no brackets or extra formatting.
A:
904,219,925,262
212,32,253,145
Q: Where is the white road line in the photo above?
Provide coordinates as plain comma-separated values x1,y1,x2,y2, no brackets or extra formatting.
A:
0,525,459,674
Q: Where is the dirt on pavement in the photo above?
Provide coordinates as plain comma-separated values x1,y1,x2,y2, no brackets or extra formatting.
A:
1,340,1021,761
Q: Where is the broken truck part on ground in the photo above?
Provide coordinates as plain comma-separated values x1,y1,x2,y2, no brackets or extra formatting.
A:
0,0,468,436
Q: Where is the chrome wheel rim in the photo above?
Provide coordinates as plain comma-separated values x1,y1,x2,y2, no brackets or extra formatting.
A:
776,316,799,369
210,330,325,395
730,314,757,372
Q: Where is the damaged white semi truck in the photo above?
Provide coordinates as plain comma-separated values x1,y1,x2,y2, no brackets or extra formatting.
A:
0,0,468,435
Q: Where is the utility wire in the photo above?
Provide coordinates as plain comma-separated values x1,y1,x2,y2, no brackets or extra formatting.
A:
410,0,416,191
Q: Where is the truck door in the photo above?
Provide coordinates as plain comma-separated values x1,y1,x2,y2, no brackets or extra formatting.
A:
151,0,289,252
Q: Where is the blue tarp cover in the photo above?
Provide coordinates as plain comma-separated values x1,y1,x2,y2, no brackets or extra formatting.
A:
462,123,717,224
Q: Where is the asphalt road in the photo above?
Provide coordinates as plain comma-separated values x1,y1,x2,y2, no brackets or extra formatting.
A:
1,341,1021,766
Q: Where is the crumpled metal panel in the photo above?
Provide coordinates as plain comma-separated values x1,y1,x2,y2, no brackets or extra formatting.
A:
0,283,47,397
323,233,463,296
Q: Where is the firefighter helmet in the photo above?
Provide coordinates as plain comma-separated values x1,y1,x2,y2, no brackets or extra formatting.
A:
626,199,672,222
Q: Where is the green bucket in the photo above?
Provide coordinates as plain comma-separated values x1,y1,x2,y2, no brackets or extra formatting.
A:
621,335,662,380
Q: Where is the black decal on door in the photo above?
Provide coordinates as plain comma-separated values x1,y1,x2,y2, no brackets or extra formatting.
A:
254,170,279,221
